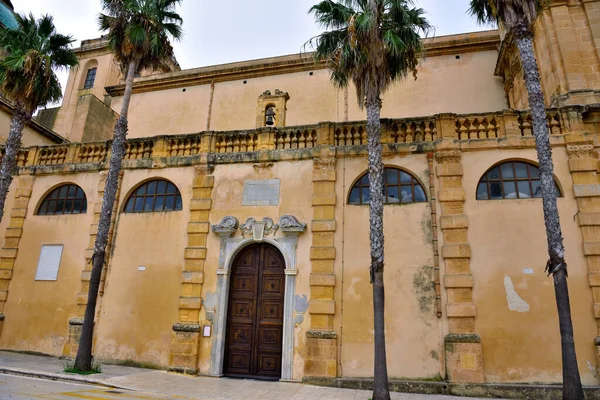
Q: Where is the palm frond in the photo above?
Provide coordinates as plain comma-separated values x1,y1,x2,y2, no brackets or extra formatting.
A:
0,13,77,113
99,0,183,74
468,0,549,31
308,0,429,108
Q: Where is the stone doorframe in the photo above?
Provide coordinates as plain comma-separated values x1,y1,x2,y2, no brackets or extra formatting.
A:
209,215,306,381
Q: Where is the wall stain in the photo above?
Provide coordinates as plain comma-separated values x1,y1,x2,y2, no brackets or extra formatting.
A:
413,265,435,314
430,350,439,360
294,294,309,325
421,208,433,243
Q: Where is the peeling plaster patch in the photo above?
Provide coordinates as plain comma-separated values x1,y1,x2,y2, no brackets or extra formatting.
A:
347,277,362,300
294,295,308,325
504,276,530,312
587,361,598,378
215,180,243,207
203,291,217,322
204,291,217,311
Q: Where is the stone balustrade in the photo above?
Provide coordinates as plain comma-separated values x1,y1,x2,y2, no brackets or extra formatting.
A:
3,106,583,169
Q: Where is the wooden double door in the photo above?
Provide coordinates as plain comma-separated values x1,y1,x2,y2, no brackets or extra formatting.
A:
224,243,285,380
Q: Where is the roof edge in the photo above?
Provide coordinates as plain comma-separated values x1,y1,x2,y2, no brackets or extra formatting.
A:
106,29,500,97
0,98,68,144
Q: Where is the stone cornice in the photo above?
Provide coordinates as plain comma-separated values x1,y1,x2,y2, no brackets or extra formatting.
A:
105,30,500,97
9,106,582,177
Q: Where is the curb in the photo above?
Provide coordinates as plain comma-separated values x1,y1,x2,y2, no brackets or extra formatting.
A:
0,367,139,392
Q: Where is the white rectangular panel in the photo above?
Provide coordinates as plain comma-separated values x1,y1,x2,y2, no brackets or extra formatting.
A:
35,245,63,281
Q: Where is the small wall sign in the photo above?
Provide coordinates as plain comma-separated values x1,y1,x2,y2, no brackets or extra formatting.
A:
35,245,64,281
202,325,212,337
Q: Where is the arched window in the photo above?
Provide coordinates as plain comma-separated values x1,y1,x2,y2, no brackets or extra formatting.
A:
476,161,562,200
83,68,97,89
348,167,427,205
124,179,183,213
37,184,87,215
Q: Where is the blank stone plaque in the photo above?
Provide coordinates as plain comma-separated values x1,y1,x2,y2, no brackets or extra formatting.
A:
243,179,280,206
35,245,63,281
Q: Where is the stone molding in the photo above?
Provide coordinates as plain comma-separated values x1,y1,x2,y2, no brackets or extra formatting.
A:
68,318,84,326
305,153,338,379
306,330,338,339
435,142,484,383
168,168,215,375
445,333,481,344
564,133,600,364
172,323,201,333
209,215,306,381
0,175,35,322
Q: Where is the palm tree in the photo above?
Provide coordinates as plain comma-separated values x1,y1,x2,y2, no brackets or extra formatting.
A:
73,0,182,372
307,1,430,398
0,13,77,223
469,1,584,398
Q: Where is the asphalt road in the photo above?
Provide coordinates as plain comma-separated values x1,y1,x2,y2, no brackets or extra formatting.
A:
0,374,168,400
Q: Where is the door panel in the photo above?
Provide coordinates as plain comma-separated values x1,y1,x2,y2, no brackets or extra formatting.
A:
224,243,285,380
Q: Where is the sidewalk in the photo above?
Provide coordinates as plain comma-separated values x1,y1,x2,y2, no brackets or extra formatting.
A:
0,350,498,399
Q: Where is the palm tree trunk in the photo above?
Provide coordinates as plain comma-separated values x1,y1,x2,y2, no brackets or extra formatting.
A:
0,109,31,224
74,59,138,372
514,31,584,400
366,98,390,400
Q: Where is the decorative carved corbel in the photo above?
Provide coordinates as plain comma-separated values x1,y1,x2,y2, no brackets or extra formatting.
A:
279,215,307,236
253,162,274,171
211,216,239,238
435,150,462,165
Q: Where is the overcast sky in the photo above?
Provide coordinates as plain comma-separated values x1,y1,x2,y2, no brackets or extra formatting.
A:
14,0,490,103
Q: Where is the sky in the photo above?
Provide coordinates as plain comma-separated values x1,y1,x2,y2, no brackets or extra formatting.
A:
13,0,491,103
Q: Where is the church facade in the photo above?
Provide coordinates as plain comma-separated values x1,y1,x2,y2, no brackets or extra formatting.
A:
2,0,600,389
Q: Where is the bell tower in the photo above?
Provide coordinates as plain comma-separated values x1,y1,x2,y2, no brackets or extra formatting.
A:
255,89,290,128
496,0,600,109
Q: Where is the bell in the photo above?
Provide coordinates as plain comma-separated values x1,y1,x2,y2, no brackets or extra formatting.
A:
265,108,276,126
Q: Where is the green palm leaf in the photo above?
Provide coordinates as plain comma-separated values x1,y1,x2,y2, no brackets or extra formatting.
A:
307,0,430,108
99,0,183,74
0,13,77,113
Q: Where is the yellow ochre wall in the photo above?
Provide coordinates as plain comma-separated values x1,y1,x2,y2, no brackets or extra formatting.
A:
110,49,506,139
4,9,600,387
463,148,597,385
0,173,97,356
335,155,442,379
0,143,599,385
94,168,192,367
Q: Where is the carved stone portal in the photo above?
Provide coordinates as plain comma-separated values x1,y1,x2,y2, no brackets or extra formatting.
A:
209,215,306,381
